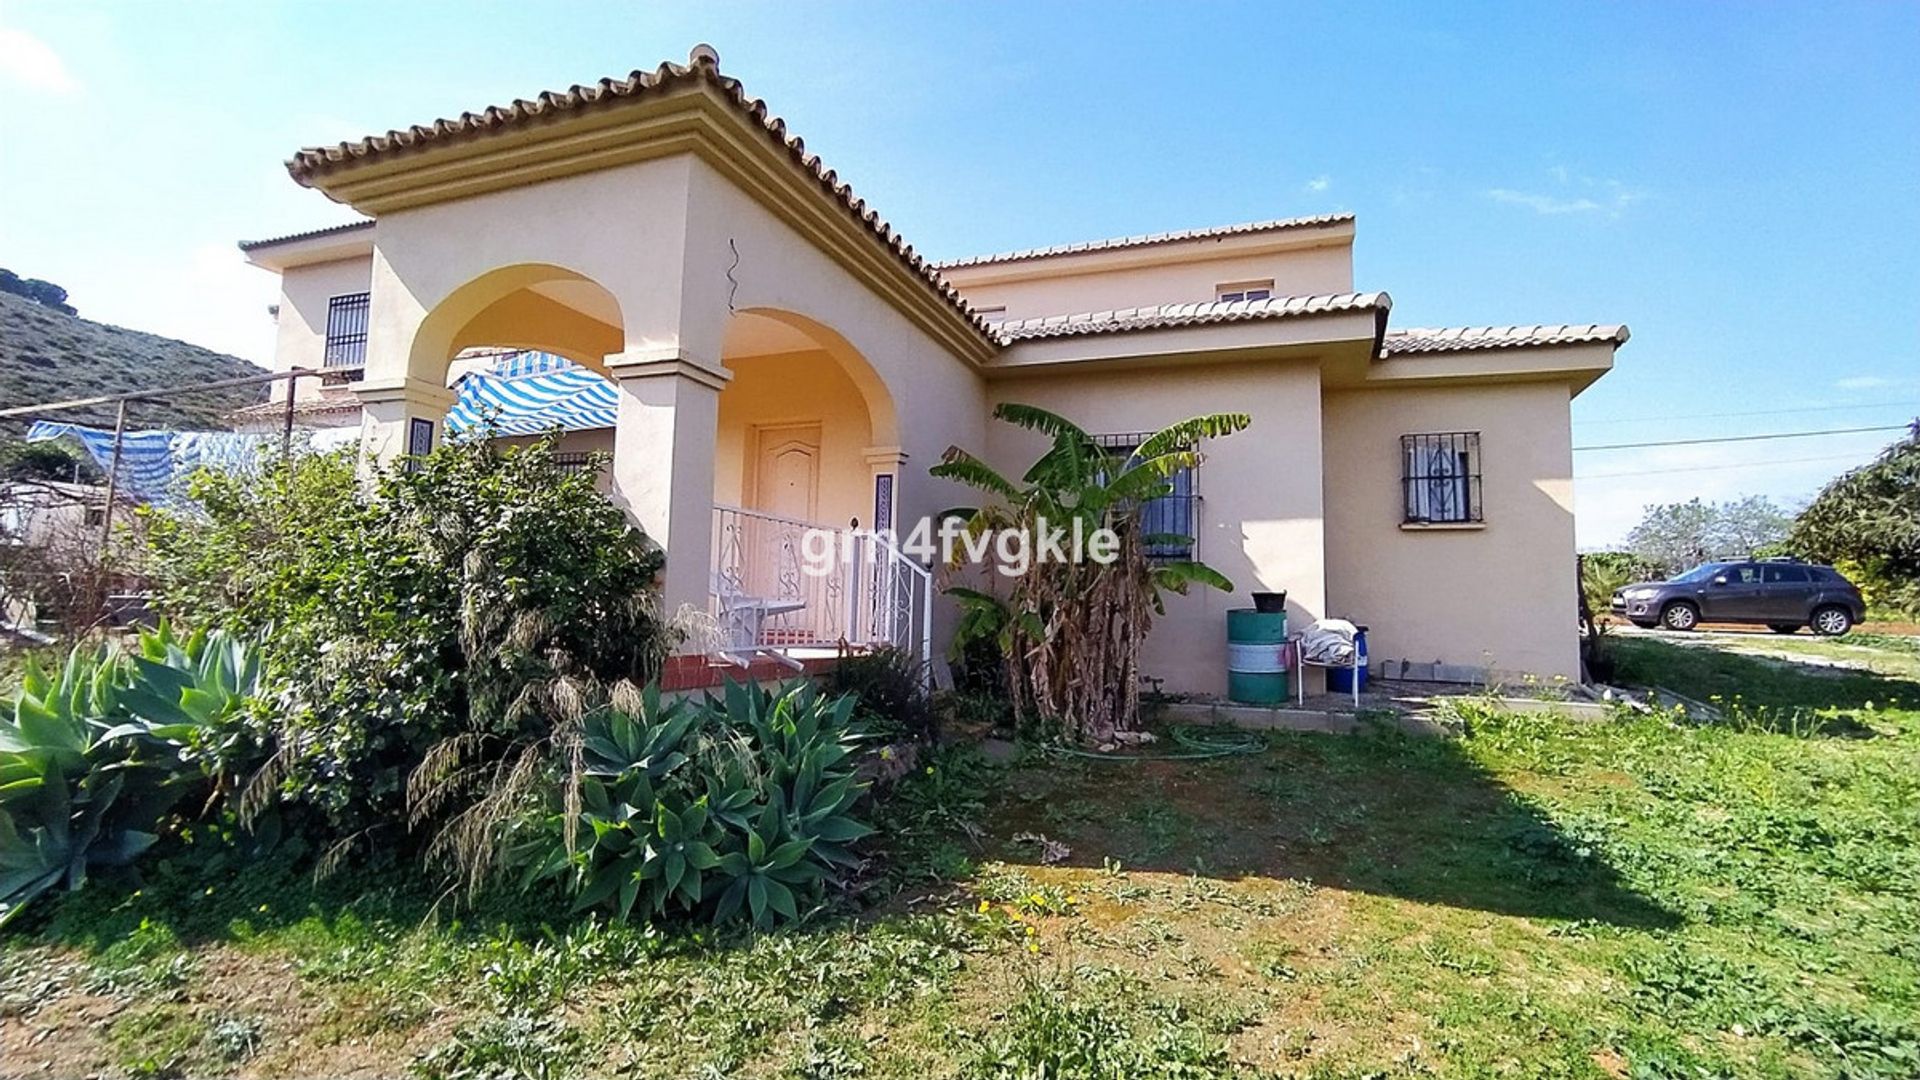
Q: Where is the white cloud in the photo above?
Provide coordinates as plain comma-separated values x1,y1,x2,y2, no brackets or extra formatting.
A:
1487,169,1644,218
1305,175,1331,193
0,25,78,94
1834,375,1907,391
1487,189,1604,215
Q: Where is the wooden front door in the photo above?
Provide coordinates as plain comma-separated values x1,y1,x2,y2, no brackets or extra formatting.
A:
753,423,821,523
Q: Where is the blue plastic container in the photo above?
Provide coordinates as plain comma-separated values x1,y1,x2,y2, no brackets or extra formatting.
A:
1326,627,1369,694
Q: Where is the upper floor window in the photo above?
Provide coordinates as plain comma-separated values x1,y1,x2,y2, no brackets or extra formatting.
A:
1216,280,1274,304
1095,432,1197,561
1402,432,1483,524
323,292,370,381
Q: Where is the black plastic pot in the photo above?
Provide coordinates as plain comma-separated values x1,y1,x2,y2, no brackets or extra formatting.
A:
1252,590,1288,614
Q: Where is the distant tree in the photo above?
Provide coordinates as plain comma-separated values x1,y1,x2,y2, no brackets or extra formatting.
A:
1790,430,1920,616
1625,498,1718,573
0,437,98,483
0,268,77,315
1715,495,1795,557
1624,495,1793,575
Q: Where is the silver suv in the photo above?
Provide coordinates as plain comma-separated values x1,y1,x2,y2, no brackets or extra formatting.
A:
1611,559,1867,635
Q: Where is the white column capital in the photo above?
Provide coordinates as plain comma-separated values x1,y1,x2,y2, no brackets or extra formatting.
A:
862,444,909,468
350,376,457,412
604,348,732,390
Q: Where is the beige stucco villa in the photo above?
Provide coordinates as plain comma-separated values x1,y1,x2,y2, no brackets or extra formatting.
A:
236,46,1624,694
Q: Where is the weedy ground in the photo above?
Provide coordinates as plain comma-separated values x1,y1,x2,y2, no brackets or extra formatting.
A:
2,634,1917,1079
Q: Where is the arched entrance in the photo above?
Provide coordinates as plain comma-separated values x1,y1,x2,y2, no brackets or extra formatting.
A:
709,308,920,656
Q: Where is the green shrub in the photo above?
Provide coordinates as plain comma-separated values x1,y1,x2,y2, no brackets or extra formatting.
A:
141,437,675,849
0,625,265,927
827,646,933,742
511,680,872,929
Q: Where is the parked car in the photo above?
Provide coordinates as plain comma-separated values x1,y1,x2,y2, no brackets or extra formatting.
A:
1611,558,1866,635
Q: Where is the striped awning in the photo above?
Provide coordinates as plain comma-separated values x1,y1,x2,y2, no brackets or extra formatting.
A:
444,354,616,439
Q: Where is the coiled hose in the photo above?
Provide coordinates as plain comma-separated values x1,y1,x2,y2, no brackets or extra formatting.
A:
1041,724,1268,762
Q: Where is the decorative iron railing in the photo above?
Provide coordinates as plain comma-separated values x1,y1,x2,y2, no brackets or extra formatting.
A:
710,504,932,677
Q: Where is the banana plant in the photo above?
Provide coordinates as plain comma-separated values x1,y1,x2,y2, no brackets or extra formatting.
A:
929,402,1249,742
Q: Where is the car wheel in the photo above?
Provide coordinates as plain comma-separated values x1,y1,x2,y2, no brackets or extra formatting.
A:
1768,624,1801,635
1811,606,1853,636
1660,601,1700,632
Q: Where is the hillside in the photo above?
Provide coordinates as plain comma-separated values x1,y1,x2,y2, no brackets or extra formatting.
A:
0,291,268,435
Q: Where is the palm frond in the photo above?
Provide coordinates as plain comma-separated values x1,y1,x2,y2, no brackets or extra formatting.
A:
1150,560,1235,595
991,403,1090,444
929,448,1021,502
1135,414,1251,459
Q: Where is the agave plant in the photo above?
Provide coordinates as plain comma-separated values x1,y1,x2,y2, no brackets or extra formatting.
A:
0,626,267,928
0,646,123,808
514,679,871,929
930,403,1249,742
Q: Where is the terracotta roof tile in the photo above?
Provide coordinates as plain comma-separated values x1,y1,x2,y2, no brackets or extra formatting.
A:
1381,324,1629,355
228,397,362,422
282,49,996,349
940,214,1355,271
995,292,1389,344
237,220,373,252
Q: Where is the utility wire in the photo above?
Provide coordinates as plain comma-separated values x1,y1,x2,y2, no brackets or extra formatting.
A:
1574,423,1910,453
1575,400,1920,426
1579,451,1875,481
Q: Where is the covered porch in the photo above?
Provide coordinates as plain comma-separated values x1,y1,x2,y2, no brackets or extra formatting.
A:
372,274,935,673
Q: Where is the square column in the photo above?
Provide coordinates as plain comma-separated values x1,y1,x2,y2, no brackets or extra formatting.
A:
352,377,457,472
607,354,732,627
862,445,908,534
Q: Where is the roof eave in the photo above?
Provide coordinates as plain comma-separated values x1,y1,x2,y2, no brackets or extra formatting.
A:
275,54,998,362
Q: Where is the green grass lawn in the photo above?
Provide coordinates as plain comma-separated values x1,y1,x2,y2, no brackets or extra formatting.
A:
3,636,1918,1078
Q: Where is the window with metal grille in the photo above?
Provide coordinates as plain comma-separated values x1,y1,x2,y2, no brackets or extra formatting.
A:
323,292,370,381
1095,432,1197,560
550,452,593,473
1401,432,1482,524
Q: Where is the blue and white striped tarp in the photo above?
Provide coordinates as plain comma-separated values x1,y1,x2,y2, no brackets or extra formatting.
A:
24,354,617,502
444,354,616,439
23,422,305,509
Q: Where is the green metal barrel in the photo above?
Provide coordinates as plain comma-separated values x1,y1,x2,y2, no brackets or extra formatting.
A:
1227,608,1289,704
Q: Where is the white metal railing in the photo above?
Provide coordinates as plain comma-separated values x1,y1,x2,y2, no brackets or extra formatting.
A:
710,505,932,674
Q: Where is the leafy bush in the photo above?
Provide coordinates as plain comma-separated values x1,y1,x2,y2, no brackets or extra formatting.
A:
141,437,675,850
0,626,264,927
1580,551,1654,617
1791,434,1920,618
827,646,933,742
512,680,872,929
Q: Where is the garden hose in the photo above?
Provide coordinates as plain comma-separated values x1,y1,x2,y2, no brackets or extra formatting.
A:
1040,724,1267,762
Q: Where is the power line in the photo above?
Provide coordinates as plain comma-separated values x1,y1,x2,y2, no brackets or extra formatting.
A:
1574,400,1920,426
1578,451,1874,481
1574,423,1911,453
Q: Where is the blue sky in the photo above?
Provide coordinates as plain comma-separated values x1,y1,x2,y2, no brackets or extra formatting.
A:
2,1,1916,546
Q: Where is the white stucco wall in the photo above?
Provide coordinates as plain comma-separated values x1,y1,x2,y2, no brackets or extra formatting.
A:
1322,381,1581,683
983,359,1328,696
273,256,372,401
948,244,1353,323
